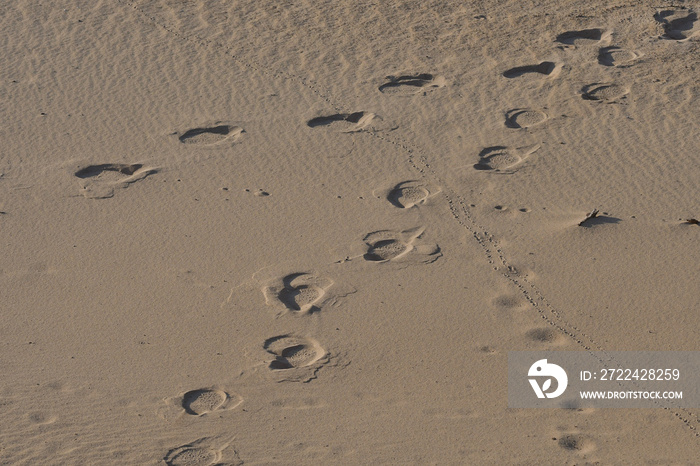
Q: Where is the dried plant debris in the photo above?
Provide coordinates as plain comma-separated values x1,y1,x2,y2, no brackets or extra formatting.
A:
578,209,600,226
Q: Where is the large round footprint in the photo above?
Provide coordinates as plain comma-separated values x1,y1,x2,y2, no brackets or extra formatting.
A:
505,109,548,129
264,335,326,370
582,83,629,102
182,389,231,416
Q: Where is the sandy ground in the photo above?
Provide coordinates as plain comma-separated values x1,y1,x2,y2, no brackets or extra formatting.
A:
1,1,699,464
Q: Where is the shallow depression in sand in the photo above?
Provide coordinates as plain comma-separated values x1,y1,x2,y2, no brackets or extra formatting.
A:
278,285,323,311
166,447,217,466
507,109,547,128
365,239,410,261
182,389,227,415
583,84,629,101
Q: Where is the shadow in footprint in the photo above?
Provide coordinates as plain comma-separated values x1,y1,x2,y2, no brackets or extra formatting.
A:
503,62,560,78
307,112,366,128
378,73,446,95
74,163,157,199
307,111,394,133
277,273,324,314
74,163,143,179
655,9,699,40
556,28,607,44
178,124,244,145
264,335,326,372
578,215,621,228
473,144,540,172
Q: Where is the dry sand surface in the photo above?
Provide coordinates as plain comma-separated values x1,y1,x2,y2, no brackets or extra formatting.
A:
1,0,699,464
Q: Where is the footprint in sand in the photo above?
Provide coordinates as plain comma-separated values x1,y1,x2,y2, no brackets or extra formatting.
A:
177,123,244,146
307,111,395,133
362,227,441,264
582,83,629,102
164,437,236,466
384,180,441,208
556,28,611,45
505,109,548,129
160,387,243,419
473,144,540,172
502,61,562,79
181,388,243,416
262,272,335,316
74,163,156,199
598,47,642,67
655,9,699,41
264,335,327,371
378,73,446,96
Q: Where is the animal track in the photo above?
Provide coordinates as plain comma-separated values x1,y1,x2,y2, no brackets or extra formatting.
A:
655,9,699,41
378,73,446,95
386,180,441,208
74,163,156,199
307,111,394,133
262,272,335,315
178,124,244,145
556,28,610,45
362,227,441,264
473,144,540,171
505,109,548,129
582,83,629,102
264,335,326,370
502,61,561,78
181,388,242,416
598,47,641,67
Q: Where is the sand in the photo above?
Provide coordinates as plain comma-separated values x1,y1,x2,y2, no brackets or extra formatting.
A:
1,0,699,464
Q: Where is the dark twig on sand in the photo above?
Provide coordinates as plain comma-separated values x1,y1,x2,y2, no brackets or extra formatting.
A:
578,209,600,226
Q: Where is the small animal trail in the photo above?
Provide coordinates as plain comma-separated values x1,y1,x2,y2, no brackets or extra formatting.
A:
598,47,642,67
362,227,441,264
582,83,629,102
385,180,441,208
378,73,446,96
74,163,156,199
655,9,699,41
164,436,238,466
505,108,548,129
306,111,395,133
177,123,244,146
556,28,611,45
473,144,540,172
262,272,334,316
502,61,562,78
